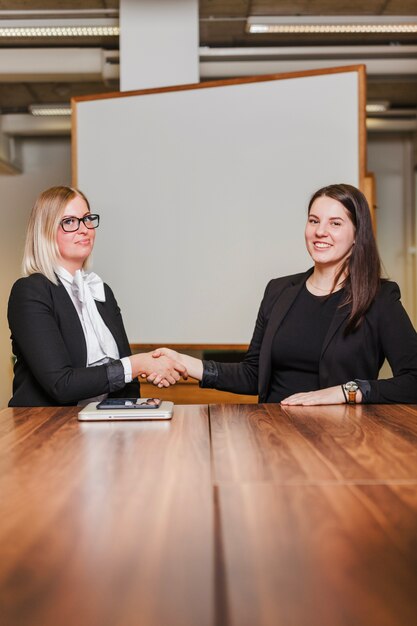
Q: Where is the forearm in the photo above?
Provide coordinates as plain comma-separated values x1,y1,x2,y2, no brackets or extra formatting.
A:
200,360,259,395
281,385,363,406
35,362,118,404
13,335,127,404
178,354,203,380
366,376,417,403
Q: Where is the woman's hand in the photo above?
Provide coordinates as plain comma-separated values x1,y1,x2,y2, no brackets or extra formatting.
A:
130,352,187,388
150,348,204,384
281,385,362,406
151,347,180,362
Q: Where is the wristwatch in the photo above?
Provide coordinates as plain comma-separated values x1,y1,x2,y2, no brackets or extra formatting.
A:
344,381,359,404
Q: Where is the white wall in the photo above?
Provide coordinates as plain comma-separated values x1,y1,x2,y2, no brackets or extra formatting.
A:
0,137,70,407
120,0,198,91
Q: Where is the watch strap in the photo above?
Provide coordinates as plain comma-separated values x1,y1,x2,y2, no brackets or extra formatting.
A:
347,389,357,404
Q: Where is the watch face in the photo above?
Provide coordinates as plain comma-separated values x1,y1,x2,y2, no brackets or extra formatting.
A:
345,381,359,392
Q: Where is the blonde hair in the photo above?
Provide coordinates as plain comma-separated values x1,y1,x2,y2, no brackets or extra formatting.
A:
22,186,91,284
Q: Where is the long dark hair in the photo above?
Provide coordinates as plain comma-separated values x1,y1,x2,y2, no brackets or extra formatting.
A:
308,183,381,333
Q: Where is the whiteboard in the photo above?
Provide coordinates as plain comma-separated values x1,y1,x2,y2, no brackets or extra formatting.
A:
74,68,364,344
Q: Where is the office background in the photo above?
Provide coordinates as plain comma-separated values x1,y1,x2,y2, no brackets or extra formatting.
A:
0,0,416,407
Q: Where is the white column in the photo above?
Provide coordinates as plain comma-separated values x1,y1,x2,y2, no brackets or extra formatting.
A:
120,0,199,91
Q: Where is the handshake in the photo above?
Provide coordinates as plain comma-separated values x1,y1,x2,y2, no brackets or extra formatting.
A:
132,348,203,388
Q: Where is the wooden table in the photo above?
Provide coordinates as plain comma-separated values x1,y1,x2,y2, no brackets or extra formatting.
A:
0,406,214,626
211,403,417,626
1,403,417,626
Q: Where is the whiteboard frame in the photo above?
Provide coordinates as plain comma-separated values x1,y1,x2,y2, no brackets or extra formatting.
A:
72,65,366,349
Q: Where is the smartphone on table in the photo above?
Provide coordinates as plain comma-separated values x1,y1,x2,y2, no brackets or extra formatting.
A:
96,398,162,410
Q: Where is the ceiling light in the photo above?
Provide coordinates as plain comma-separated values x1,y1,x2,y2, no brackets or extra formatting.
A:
0,9,118,17
0,25,119,37
0,18,118,38
247,16,417,35
30,104,71,116
366,102,390,113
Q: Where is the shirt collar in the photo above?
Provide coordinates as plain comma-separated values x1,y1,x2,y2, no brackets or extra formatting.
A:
56,265,78,285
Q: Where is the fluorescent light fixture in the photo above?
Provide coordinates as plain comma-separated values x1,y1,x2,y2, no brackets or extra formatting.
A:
0,18,119,38
247,16,417,35
0,25,119,37
0,9,118,17
366,101,390,113
30,104,71,116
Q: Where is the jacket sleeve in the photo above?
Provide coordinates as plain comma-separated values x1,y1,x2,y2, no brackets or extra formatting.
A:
200,281,273,395
366,282,417,403
8,276,128,404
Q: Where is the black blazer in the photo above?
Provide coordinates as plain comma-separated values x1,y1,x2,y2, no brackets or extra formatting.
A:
8,273,139,407
202,269,417,403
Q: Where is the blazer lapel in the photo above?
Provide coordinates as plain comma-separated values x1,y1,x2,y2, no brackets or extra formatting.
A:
258,271,311,400
55,281,88,366
320,305,349,359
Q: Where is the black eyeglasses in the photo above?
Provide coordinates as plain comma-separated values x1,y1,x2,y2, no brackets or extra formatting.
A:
60,214,100,232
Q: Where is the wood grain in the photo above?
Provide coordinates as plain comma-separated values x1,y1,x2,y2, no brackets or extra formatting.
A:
130,343,250,351
358,63,367,191
140,380,258,405
364,172,377,232
216,482,417,626
72,65,365,104
2,403,417,626
211,403,417,625
71,100,78,188
209,403,417,484
0,406,214,626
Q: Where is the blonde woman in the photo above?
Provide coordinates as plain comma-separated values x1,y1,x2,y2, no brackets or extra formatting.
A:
8,186,186,407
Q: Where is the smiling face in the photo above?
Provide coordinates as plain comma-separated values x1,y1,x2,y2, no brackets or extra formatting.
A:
305,195,356,271
56,194,96,274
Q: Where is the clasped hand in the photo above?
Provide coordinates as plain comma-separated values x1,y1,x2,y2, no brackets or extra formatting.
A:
142,348,187,388
139,350,187,388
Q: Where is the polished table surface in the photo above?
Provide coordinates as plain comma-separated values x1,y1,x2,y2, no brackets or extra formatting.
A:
1,403,417,626
210,403,417,626
0,405,214,626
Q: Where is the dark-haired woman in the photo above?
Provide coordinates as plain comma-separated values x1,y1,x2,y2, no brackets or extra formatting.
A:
152,183,417,405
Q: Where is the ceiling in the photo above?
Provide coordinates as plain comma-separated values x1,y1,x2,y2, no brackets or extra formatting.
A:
0,0,416,120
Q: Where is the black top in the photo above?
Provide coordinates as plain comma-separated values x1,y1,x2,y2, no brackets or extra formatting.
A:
200,270,417,404
268,285,344,402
